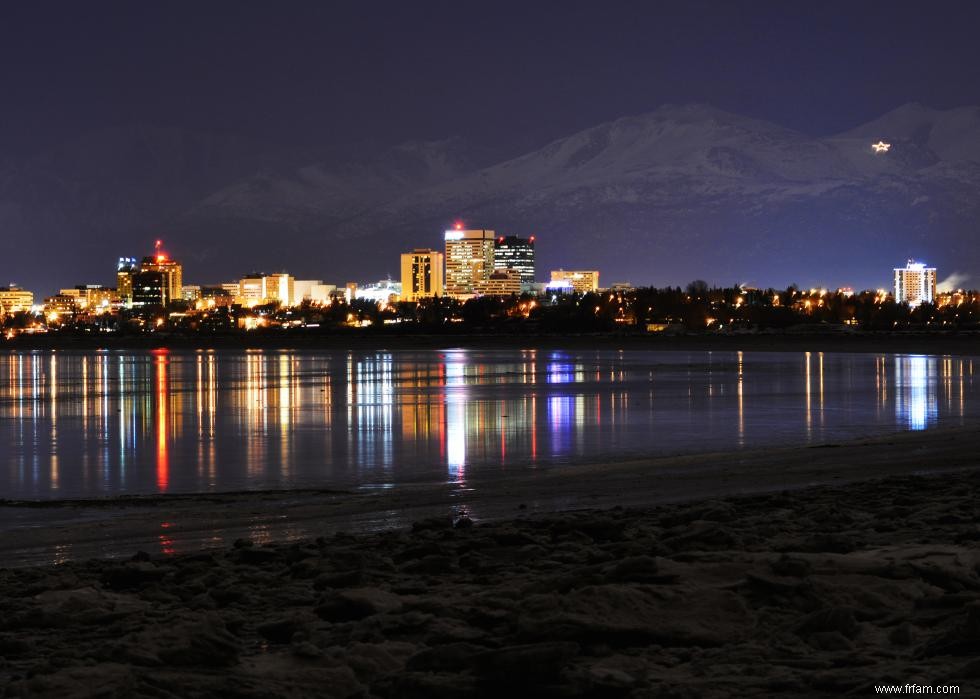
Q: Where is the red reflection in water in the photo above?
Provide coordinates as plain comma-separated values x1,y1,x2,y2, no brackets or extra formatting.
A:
500,423,506,465
159,521,175,555
155,352,169,491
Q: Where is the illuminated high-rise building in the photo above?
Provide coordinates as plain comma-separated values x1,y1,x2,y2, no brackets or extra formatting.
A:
493,235,535,286
400,248,444,301
117,257,138,305
444,224,495,298
139,241,182,306
894,260,936,307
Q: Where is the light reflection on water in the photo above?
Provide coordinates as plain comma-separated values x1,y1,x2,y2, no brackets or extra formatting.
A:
0,349,975,500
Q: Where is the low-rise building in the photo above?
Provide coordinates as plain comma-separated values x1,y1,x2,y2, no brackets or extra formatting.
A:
549,269,600,293
356,279,401,305
0,286,34,314
476,268,522,296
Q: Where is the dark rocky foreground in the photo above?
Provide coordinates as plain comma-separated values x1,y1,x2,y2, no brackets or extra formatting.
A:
3,470,980,698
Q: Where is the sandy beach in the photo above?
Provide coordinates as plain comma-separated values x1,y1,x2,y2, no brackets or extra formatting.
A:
2,427,980,696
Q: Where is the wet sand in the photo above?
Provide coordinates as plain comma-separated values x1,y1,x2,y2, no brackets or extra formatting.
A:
2,424,979,567
2,428,980,696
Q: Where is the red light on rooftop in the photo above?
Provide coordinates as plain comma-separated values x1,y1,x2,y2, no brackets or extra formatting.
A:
156,255,166,262
529,236,535,242
454,222,463,230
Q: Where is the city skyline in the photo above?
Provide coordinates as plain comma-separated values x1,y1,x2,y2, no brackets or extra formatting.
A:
0,232,956,306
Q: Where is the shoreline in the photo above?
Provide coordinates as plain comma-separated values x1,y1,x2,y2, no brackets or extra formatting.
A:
5,331,980,355
2,463,978,696
3,423,980,568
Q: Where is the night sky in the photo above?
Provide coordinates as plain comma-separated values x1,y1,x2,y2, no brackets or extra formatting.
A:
5,1,980,152
3,0,980,291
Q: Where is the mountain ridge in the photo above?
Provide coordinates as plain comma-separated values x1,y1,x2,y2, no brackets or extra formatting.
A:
2,103,979,293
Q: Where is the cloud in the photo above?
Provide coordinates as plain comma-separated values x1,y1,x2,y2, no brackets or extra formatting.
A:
937,272,970,293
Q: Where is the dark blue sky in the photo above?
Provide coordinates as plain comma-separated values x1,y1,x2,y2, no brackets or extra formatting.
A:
3,0,979,154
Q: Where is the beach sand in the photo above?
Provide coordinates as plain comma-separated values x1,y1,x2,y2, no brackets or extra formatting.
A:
2,428,980,697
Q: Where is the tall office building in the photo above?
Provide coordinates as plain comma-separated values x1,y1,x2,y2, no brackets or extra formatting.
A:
139,242,182,306
117,257,138,305
444,225,495,298
494,236,535,286
400,248,444,301
131,271,168,308
894,260,937,307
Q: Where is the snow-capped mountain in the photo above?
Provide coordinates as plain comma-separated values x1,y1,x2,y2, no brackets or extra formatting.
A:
314,104,980,287
3,104,979,292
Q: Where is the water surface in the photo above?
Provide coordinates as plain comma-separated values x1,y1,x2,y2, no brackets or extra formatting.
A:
0,349,975,500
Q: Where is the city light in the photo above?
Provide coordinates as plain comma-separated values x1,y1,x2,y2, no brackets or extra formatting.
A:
872,141,891,153
1,229,964,341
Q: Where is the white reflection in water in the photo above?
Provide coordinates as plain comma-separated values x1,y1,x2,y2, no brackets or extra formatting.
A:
445,352,467,481
894,355,938,431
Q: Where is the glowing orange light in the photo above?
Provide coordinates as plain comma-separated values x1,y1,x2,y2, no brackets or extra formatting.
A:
155,353,169,492
454,222,463,230
156,254,166,262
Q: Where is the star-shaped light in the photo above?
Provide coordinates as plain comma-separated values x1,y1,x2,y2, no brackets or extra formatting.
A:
872,141,891,153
